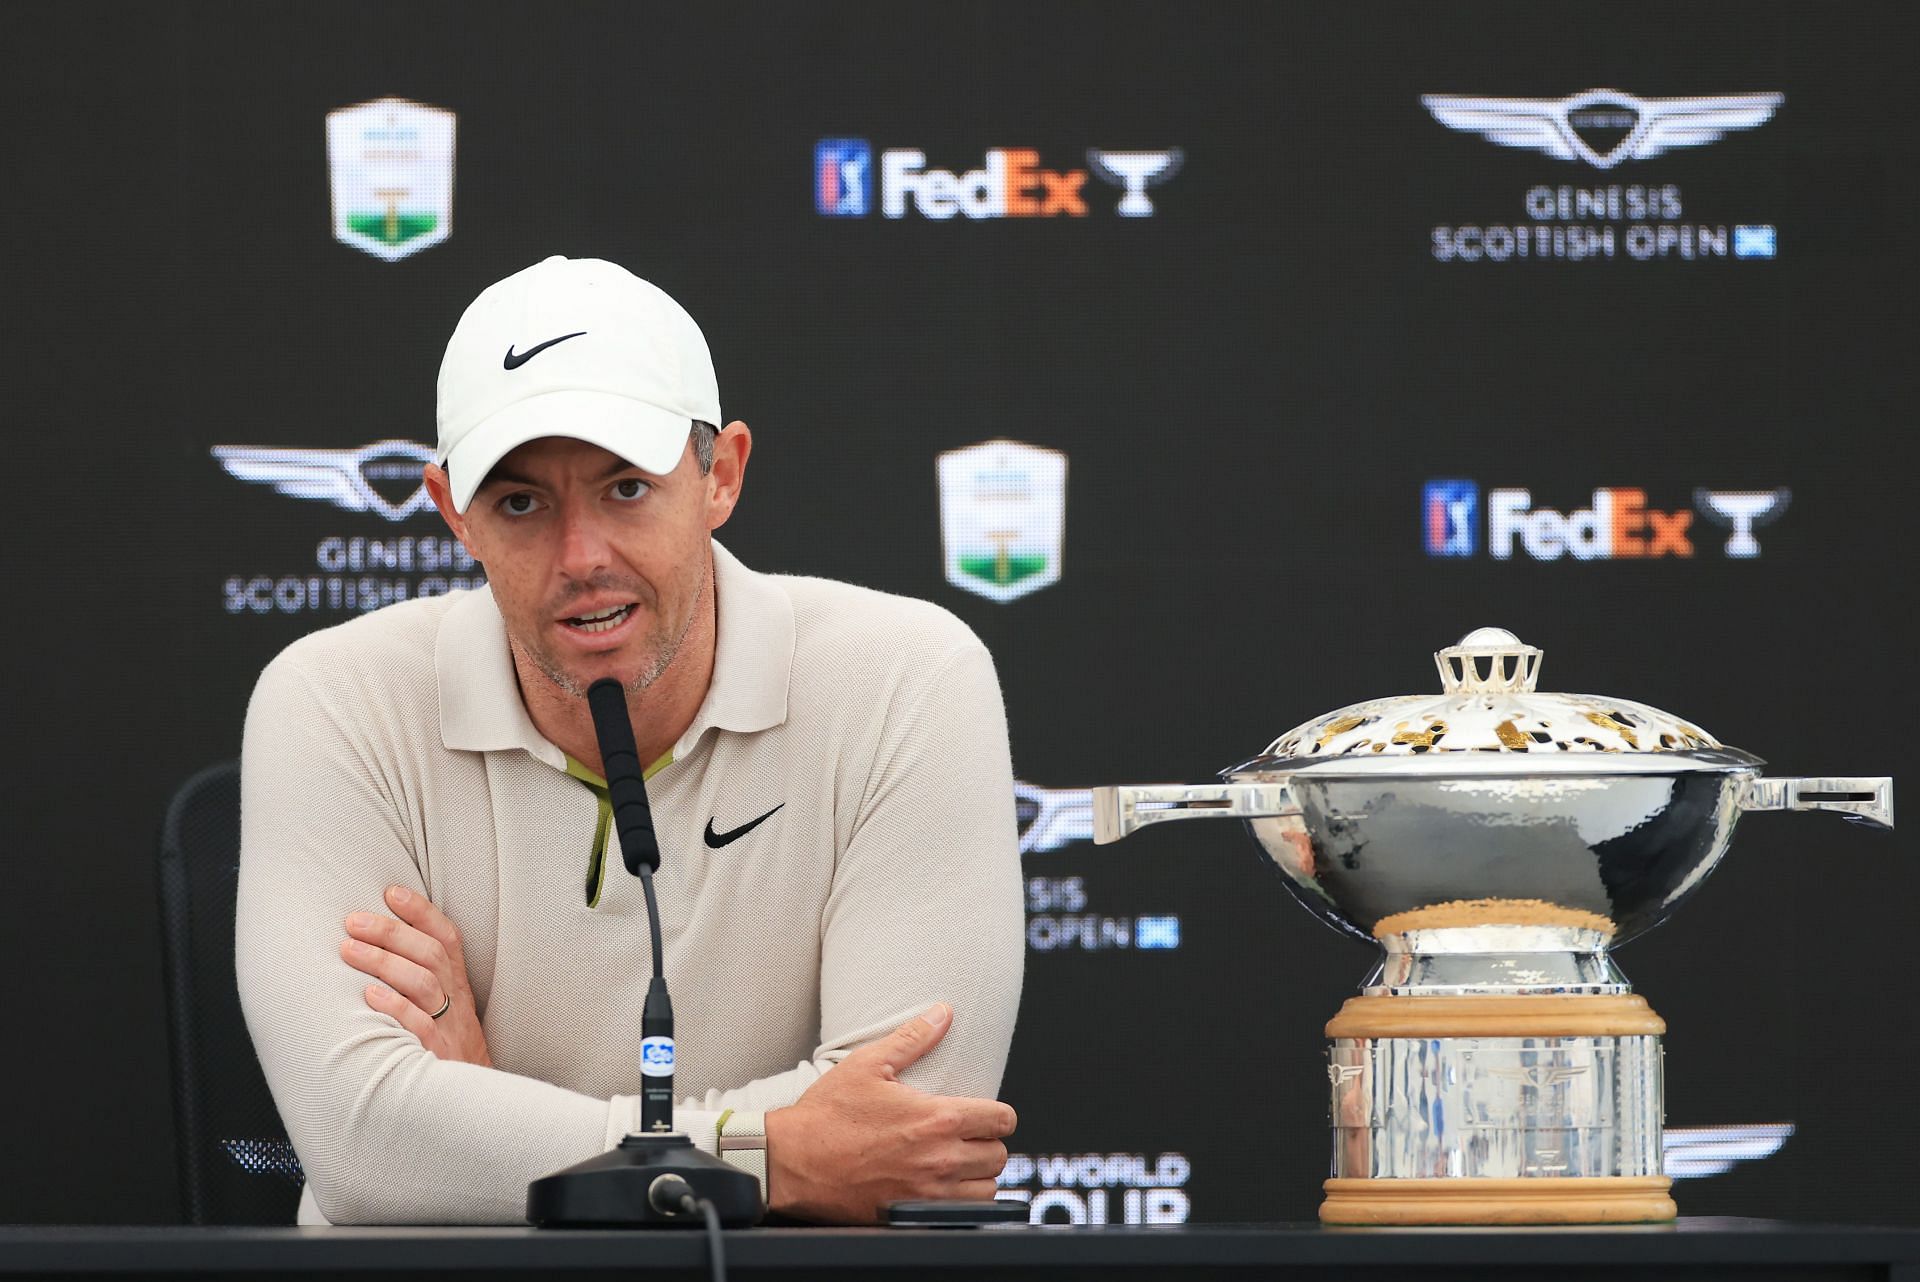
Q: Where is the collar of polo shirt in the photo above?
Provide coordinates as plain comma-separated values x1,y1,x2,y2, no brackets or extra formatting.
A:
434,539,795,769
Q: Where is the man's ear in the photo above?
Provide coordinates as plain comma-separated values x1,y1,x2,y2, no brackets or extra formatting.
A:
705,421,752,532
423,463,478,558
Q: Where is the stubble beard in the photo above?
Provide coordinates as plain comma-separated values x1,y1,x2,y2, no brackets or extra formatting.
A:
513,570,708,700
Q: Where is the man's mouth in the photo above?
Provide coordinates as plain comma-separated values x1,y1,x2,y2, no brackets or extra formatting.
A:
561,603,636,634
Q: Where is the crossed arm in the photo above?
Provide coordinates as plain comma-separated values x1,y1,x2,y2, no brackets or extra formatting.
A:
237,640,1025,1224
339,883,1018,1220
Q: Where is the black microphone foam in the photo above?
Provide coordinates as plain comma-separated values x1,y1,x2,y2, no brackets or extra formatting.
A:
587,678,660,875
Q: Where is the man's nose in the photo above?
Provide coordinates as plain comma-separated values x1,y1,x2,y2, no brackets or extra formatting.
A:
552,502,614,582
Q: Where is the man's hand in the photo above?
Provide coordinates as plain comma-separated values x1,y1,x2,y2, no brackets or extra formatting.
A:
341,885,491,1067
764,1003,1017,1223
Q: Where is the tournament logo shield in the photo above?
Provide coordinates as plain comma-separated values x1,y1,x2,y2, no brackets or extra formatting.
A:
937,440,1067,603
326,98,457,262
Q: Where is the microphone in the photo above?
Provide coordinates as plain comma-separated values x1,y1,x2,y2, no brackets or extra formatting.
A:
586,678,672,1134
587,679,660,876
528,677,763,1229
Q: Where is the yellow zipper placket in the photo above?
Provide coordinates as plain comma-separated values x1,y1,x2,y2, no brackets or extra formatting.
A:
565,752,673,908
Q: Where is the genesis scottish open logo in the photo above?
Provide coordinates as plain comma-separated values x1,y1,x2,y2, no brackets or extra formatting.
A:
1424,89,1782,264
1424,481,1792,561
213,440,483,616
326,98,456,262
938,441,1067,603
816,139,1181,219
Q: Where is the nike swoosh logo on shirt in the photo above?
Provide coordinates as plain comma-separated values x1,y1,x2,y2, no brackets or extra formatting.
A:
704,803,784,849
503,331,587,369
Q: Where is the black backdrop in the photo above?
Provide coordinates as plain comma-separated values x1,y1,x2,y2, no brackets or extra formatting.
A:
4,0,1916,1226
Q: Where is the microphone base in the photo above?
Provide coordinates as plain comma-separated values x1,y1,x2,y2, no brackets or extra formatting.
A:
527,1132,765,1227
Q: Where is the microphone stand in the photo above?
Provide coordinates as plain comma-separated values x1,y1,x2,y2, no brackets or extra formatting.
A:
527,680,764,1228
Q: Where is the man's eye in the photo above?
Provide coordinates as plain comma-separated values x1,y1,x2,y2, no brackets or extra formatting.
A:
500,493,542,517
611,478,650,502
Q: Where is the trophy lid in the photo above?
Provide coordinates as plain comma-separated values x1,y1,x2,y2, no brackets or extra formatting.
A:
1244,626,1732,769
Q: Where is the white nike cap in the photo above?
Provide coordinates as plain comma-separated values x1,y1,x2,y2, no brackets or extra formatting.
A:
435,256,721,512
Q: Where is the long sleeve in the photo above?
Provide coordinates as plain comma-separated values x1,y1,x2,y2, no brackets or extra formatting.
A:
233,581,1025,1225
817,639,1024,1099
237,655,636,1224
671,637,1025,1187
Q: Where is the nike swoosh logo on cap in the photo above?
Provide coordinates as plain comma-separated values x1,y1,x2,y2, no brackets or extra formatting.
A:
704,803,784,849
503,331,587,370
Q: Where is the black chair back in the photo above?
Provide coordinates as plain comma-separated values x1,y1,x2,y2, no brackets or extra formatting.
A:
157,761,303,1224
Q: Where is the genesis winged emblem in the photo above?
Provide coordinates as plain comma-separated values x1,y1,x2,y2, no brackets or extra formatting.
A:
212,439,438,522
1422,89,1783,169
1014,782,1096,855
1662,1123,1793,1179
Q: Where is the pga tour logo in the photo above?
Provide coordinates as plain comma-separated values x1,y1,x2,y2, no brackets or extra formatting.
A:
1425,481,1790,561
816,139,1181,219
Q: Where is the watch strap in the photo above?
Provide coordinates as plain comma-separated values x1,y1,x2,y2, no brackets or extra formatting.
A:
715,1108,768,1200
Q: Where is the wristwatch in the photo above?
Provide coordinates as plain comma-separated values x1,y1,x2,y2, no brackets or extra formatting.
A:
715,1109,767,1200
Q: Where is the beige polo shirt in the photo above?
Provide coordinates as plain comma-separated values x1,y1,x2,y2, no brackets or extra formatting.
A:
236,540,1024,1225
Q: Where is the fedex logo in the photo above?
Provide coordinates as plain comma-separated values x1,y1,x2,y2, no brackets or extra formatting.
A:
1489,488,1693,560
1425,483,1787,560
818,141,1182,220
882,149,1087,219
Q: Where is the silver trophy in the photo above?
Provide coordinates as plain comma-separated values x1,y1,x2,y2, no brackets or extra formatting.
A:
1092,627,1892,1224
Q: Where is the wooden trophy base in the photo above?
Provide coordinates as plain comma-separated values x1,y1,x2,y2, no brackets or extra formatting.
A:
1321,1175,1677,1225
1324,993,1667,1040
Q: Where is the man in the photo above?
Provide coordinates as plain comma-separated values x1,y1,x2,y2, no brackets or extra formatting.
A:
236,256,1024,1225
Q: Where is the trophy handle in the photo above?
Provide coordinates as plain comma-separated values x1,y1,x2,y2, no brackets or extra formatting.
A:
1741,776,1894,830
1090,781,1299,844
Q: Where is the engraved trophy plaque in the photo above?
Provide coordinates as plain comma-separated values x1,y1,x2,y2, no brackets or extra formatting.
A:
1092,628,1893,1224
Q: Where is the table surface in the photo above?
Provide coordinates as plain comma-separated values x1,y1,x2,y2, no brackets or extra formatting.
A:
4,1218,1920,1273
